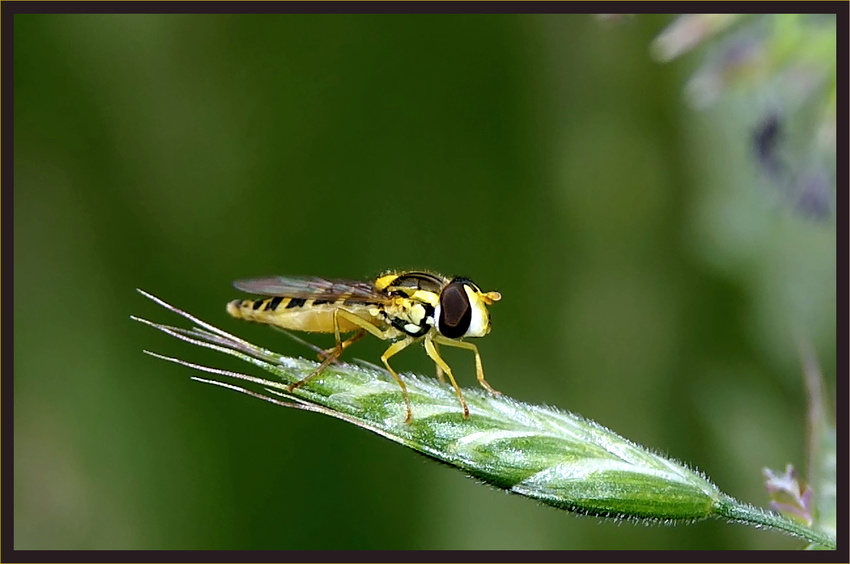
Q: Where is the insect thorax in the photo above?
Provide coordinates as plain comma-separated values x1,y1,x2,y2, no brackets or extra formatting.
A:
382,294,437,337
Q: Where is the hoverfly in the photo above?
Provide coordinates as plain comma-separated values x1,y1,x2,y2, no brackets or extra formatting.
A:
227,271,502,423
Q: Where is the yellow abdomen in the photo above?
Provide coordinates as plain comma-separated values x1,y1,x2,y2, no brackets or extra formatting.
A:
227,298,375,333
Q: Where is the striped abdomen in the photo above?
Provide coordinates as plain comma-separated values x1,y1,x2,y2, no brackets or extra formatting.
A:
226,297,378,333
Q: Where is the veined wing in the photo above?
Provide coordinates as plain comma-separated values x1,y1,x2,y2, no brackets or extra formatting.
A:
233,276,389,303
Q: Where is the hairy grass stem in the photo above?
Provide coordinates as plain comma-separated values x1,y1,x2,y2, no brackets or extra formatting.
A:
134,289,836,549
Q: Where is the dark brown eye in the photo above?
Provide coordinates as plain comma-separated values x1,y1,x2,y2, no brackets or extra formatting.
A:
438,282,472,338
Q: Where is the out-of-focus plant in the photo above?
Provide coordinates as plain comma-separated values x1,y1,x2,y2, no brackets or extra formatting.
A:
651,13,836,219
761,339,836,547
644,14,837,548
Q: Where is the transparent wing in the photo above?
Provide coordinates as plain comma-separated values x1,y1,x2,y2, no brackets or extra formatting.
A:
232,276,389,302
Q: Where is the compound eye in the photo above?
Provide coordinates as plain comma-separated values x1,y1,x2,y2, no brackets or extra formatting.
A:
438,282,472,338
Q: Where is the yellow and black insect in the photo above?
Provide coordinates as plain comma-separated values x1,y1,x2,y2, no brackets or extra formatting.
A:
227,271,502,423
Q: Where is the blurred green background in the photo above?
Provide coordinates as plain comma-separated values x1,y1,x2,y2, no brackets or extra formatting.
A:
13,14,836,550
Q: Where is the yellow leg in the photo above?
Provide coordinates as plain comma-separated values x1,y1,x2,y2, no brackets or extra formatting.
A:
336,309,398,340
424,334,470,420
432,335,501,395
379,336,417,423
324,310,417,424
289,312,382,391
318,329,366,361
433,342,446,383
288,310,349,392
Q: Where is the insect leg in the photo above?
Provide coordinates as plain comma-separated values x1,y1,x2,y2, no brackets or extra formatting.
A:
379,337,416,424
319,329,366,361
333,310,417,424
335,309,396,340
289,309,414,423
288,310,348,392
423,333,470,420
338,329,367,351
320,310,367,361
433,335,501,396
287,348,340,391
433,342,446,383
